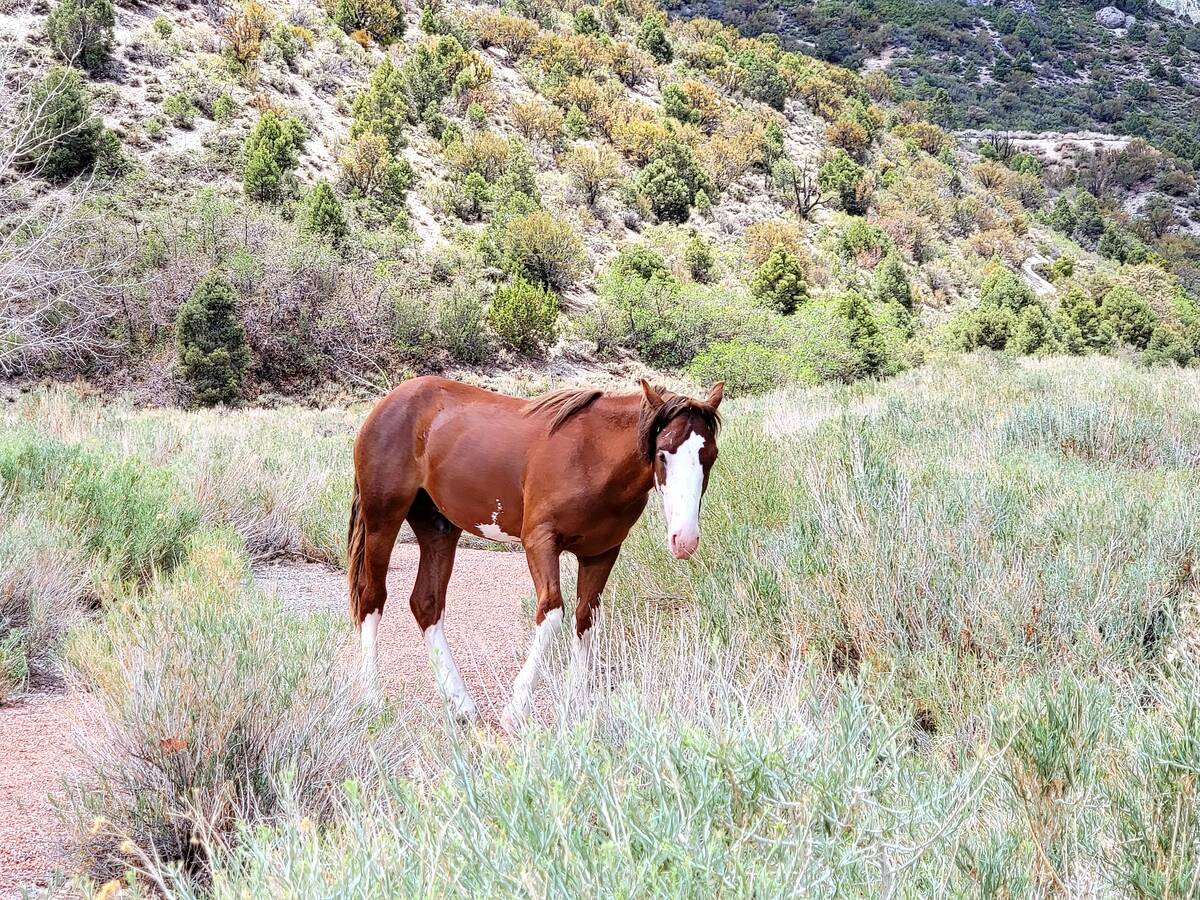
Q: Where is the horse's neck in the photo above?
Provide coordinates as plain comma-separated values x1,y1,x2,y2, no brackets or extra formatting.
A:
597,395,655,496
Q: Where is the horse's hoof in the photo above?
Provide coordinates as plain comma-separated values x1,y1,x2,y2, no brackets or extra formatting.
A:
452,697,480,723
499,705,526,736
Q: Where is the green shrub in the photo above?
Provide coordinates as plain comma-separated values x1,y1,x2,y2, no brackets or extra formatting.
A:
242,111,303,203
351,58,409,150
573,5,602,36
436,291,490,364
684,234,715,283
612,245,670,281
872,252,912,309
1059,288,1115,354
212,94,236,122
93,127,130,178
1099,286,1157,350
1142,325,1194,366
635,14,672,63
950,303,1019,352
163,93,197,128
836,291,885,378
835,219,892,262
751,246,808,314
687,340,786,396
328,0,404,43
500,210,585,291
299,180,347,244
47,0,114,71
16,66,101,181
636,159,691,223
818,150,868,214
339,132,413,210
980,264,1036,312
0,630,29,702
268,21,299,66
739,55,787,110
487,278,559,356
175,272,252,406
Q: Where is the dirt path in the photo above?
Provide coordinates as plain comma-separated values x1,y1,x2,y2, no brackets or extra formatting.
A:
0,693,93,899
257,543,537,725
0,544,535,897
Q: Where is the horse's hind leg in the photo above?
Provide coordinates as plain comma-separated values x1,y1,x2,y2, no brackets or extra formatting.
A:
407,491,476,720
351,488,411,695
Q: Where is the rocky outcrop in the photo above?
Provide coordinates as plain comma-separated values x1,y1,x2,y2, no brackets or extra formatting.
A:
1095,5,1135,28
1154,0,1200,22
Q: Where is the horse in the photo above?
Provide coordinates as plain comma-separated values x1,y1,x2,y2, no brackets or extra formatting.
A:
347,375,723,730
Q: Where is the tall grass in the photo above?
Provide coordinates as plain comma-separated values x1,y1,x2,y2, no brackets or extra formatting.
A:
8,355,1200,893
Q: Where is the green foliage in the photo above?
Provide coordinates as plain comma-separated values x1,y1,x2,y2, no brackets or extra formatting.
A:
1098,225,1149,266
751,246,808,315
738,54,787,111
662,84,698,125
351,58,409,150
93,127,130,178
836,291,885,378
329,0,404,43
612,245,669,282
636,159,691,223
687,340,786,397
499,210,585,291
400,37,467,122
635,14,672,63
563,105,589,139
162,93,197,128
818,150,868,215
175,272,251,407
487,278,559,356
436,291,491,364
1099,286,1157,350
16,66,101,181
835,219,892,262
268,22,299,66
299,180,347,244
980,263,1035,312
573,6,602,36
873,252,912,310
242,111,303,204
684,234,715,284
47,0,114,71
1060,287,1116,354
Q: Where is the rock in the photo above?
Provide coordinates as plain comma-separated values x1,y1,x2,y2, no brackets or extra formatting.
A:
1153,0,1200,23
1094,5,1135,28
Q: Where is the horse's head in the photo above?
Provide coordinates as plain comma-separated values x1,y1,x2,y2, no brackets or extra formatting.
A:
639,380,723,560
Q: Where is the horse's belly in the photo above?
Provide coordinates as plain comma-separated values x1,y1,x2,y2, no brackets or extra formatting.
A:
425,486,525,545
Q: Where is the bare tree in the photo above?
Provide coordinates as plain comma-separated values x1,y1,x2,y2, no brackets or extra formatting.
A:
1,37,128,376
769,158,826,220
984,131,1015,163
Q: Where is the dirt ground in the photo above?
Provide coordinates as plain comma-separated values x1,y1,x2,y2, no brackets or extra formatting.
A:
0,544,536,898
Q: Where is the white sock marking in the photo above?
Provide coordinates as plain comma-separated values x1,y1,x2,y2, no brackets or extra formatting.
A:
503,607,563,728
571,627,594,682
424,616,477,718
360,610,380,693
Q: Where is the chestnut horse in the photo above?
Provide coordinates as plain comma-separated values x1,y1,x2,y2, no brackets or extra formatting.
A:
347,376,723,730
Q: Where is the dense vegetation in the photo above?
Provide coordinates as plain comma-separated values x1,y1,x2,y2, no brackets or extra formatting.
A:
672,0,1200,162
4,358,1200,894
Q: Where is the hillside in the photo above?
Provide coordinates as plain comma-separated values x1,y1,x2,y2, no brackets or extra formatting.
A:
670,0,1200,164
4,0,1199,409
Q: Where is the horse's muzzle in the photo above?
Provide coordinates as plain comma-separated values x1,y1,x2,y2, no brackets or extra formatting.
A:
669,532,699,560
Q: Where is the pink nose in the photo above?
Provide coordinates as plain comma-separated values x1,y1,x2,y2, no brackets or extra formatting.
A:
669,532,699,560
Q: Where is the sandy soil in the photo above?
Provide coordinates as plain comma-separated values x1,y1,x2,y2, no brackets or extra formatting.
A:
0,693,95,899
258,543,537,725
0,544,536,897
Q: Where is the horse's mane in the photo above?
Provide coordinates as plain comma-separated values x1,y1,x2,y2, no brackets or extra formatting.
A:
525,386,720,463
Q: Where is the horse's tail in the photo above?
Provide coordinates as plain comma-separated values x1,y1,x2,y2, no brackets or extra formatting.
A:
347,476,368,627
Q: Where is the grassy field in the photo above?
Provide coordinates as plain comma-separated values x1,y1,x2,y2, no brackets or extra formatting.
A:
3,355,1200,896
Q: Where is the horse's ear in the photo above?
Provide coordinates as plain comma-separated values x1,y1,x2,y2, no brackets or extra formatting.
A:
640,379,665,410
707,382,725,409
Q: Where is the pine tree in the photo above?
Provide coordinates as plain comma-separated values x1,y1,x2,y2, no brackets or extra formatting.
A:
635,15,672,63
47,0,114,71
350,58,409,150
873,252,912,310
838,291,885,378
300,180,347,243
242,111,302,203
751,247,808,314
17,66,101,181
176,273,252,406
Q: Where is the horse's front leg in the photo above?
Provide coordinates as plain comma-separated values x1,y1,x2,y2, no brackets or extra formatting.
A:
501,530,562,734
571,545,621,698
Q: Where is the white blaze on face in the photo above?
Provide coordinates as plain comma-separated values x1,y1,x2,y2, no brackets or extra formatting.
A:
660,430,706,560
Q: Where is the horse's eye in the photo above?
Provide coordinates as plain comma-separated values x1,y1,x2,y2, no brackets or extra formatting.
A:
657,451,666,463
